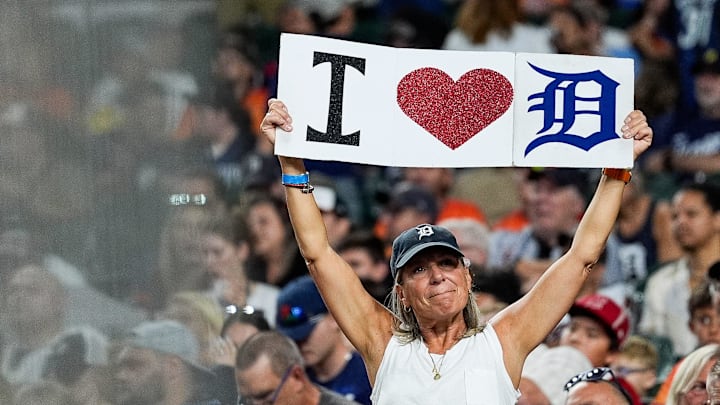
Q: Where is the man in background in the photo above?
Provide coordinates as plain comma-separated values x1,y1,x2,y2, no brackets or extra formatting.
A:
275,276,371,404
235,331,361,405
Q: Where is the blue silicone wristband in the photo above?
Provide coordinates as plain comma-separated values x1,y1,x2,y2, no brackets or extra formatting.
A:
282,172,310,185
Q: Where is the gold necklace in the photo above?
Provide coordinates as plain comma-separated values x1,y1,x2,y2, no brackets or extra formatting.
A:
429,353,446,380
423,330,466,380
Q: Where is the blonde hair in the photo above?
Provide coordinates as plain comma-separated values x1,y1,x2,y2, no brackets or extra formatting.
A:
168,291,224,332
160,291,224,366
619,335,658,370
666,344,720,405
389,258,485,343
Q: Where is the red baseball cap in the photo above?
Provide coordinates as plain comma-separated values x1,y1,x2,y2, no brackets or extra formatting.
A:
569,294,630,348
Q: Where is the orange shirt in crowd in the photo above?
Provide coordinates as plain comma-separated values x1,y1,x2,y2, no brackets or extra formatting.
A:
492,208,529,232
436,198,487,224
652,360,680,405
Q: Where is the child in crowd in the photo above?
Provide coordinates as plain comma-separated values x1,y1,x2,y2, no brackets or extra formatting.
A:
611,335,659,404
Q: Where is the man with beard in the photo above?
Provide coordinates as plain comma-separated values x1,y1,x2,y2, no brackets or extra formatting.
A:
112,320,221,405
639,182,720,358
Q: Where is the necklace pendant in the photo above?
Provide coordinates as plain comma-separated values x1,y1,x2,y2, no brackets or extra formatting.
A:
433,372,441,380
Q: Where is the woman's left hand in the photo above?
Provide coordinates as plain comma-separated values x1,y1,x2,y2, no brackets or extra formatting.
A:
621,110,653,161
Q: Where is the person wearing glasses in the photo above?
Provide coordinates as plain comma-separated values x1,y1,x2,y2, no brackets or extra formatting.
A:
609,335,659,403
211,309,272,405
234,331,361,405
666,344,720,405
260,99,653,404
520,293,635,405
564,367,633,405
275,275,372,405
706,358,720,405
652,281,720,404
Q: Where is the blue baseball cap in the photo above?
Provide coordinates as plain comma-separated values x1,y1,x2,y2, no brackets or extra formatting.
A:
276,276,328,342
390,224,463,280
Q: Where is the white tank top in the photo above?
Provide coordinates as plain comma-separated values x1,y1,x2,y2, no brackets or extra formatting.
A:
370,323,519,405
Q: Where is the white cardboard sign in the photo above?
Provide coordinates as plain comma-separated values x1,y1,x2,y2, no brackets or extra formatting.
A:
275,33,634,168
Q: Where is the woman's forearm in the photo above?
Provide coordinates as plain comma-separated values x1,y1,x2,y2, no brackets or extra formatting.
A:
568,173,627,265
279,156,332,263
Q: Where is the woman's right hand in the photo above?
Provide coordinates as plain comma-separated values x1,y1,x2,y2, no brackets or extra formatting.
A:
260,98,293,146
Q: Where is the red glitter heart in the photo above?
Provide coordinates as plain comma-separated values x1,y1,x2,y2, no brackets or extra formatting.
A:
397,67,514,150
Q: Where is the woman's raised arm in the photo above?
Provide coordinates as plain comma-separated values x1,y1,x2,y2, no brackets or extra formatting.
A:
490,110,654,386
261,99,394,382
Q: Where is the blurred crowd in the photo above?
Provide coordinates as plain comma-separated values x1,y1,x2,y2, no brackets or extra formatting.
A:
1,0,720,404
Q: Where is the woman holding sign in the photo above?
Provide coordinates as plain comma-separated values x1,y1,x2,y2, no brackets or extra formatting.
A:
260,98,652,404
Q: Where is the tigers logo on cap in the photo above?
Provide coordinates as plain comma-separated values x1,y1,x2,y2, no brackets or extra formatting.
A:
389,224,463,280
